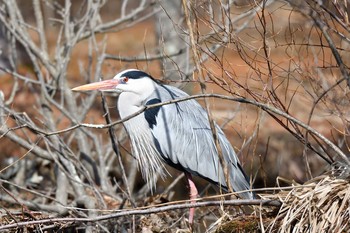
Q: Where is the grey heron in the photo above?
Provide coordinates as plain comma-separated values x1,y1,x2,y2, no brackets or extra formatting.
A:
72,69,254,223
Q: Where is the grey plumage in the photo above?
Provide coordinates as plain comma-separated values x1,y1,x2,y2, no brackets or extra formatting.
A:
117,70,254,199
73,69,254,200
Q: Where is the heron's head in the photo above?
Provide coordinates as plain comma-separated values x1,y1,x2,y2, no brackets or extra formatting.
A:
72,69,157,97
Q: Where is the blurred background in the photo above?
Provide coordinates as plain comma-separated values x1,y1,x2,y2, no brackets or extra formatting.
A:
0,0,350,231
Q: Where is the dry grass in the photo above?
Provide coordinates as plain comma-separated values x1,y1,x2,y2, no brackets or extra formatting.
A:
209,162,350,232
263,162,350,232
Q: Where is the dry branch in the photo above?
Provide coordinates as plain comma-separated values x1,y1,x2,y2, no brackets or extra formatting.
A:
0,198,280,231
1,0,350,231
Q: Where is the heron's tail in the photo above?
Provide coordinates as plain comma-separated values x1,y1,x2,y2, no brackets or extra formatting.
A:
230,162,255,199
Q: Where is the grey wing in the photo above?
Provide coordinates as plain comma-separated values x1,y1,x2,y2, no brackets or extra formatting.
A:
148,85,254,199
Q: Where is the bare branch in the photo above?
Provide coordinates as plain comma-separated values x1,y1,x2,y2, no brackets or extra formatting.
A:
0,198,281,231
13,92,346,164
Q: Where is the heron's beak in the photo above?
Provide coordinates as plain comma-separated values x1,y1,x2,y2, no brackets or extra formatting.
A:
72,79,120,92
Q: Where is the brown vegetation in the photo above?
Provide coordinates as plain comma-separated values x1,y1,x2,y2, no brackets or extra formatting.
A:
1,0,350,232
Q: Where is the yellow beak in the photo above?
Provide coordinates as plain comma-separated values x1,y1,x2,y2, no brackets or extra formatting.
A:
72,79,120,92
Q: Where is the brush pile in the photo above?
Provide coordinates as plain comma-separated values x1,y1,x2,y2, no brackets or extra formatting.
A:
265,162,350,232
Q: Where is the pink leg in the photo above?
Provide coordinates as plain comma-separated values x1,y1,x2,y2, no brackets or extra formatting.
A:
185,172,198,224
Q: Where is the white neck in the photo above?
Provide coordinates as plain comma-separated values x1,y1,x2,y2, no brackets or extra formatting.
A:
117,91,144,119
117,78,158,119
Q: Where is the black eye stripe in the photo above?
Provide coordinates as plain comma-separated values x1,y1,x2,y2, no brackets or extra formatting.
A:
122,70,151,79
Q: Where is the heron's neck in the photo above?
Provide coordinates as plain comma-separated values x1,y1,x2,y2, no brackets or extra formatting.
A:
117,91,146,119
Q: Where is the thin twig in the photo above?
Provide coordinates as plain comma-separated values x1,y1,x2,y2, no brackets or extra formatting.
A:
104,50,184,62
7,93,348,164
100,93,136,208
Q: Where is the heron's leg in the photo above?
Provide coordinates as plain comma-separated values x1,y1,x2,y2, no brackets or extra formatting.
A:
185,172,198,224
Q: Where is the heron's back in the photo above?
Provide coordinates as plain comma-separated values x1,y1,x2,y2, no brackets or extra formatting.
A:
145,84,254,199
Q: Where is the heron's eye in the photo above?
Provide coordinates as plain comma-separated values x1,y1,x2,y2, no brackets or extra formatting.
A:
122,77,129,83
